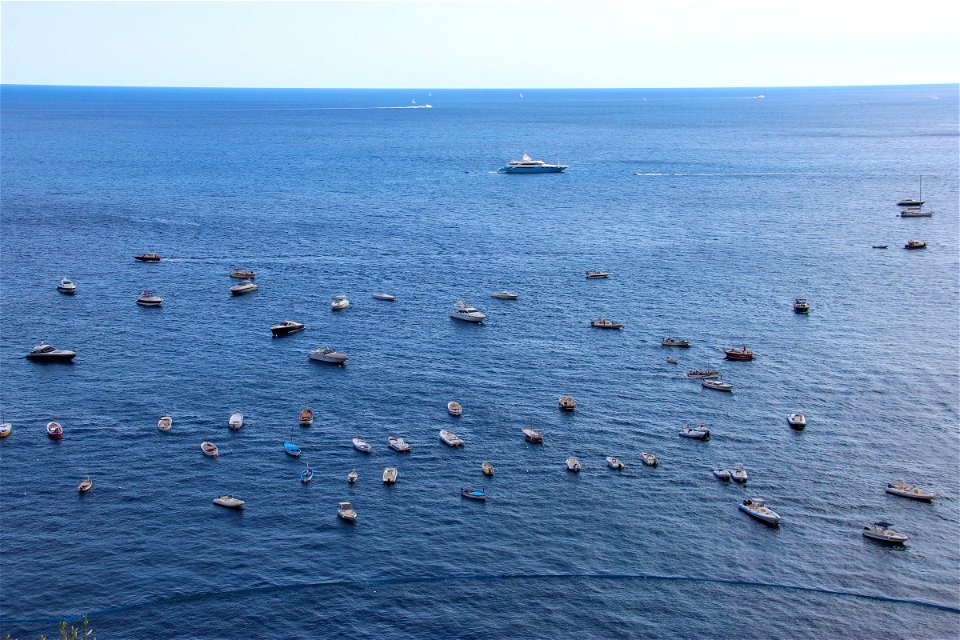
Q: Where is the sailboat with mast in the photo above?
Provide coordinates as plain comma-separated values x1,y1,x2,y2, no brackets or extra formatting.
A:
899,176,934,217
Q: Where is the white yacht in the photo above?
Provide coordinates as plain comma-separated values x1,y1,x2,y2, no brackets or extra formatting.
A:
498,153,568,174
447,401,463,417
439,430,464,447
731,463,749,483
309,347,348,364
388,436,411,452
739,498,781,526
331,294,350,310
450,300,486,323
57,278,77,294
606,456,624,470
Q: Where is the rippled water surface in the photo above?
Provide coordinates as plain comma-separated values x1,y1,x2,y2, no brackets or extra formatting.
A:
1,85,958,638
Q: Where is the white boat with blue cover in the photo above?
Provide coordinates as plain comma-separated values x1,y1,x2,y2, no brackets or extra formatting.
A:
284,442,301,457
461,487,486,500
498,153,567,174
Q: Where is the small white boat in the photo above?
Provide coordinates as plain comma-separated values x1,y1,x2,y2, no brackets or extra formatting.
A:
201,441,219,457
271,320,305,337
383,467,398,484
46,421,63,439
136,290,163,307
309,347,348,364
157,414,173,432
566,456,582,472
439,429,464,447
522,427,544,443
228,412,243,430
213,495,245,509
713,468,731,481
347,469,358,484
899,208,933,218
739,498,781,525
372,292,396,301
481,461,494,476
338,501,358,522
331,294,350,310
641,452,659,467
352,437,372,453
591,317,623,329
299,408,314,426
230,280,258,296
447,401,462,417
558,395,576,411
229,268,256,279
585,271,609,279
862,521,909,544
606,456,624,470
388,436,411,452
491,292,519,300
77,478,93,494
702,379,733,392
787,413,806,430
26,343,76,362
58,278,77,294
886,481,936,501
680,424,711,440
450,300,486,323
731,463,748,483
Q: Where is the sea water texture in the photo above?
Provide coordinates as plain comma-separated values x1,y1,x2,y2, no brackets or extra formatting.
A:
1,85,958,639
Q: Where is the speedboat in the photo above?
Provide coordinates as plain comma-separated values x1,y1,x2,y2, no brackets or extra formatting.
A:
158,413,173,432
388,436,411,452
229,268,256,279
606,456,624,470
886,481,935,501
450,300,486,323
702,378,733,392
447,401,462,417
793,298,810,314
352,437,372,453
558,395,576,411
46,421,63,440
522,427,544,443
201,441,219,457
331,294,350,310
0,420,11,438
228,412,243,430
461,487,487,501
566,456,582,472
872,244,888,249
787,413,806,430
300,467,314,483
491,292,519,300
338,501,358,523
372,292,396,301
284,442,302,457
641,452,659,467
731,463,748,483
299,408,314,426
862,521,908,544
136,290,163,307
585,271,609,279
383,467,398,484
347,469,358,484
134,252,161,262
230,280,258,295
77,478,93,494
57,278,77,294
723,346,754,361
667,357,678,365
591,318,623,329
213,495,245,509
713,468,731,481
309,347,348,365
271,320,305,337
26,343,76,362
481,461,494,476
687,370,719,379
440,430,464,447
680,424,711,440
904,240,927,250
899,208,933,218
739,498,781,526
661,338,690,347
498,153,567,174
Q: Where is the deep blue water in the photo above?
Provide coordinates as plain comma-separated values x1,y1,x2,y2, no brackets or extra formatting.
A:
1,85,958,639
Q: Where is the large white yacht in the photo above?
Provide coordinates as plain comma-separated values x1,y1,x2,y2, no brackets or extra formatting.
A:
450,301,486,323
498,153,568,174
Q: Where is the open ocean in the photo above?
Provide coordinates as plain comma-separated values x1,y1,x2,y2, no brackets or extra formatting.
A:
1,85,958,639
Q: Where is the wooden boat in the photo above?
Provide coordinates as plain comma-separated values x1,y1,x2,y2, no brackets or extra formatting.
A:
606,456,624,470
347,469,358,484
481,461,494,476
158,414,173,432
229,268,256,279
679,424,711,440
566,456,582,472
383,467,398,484
213,495,245,509
585,271,609,279
904,240,927,250
299,408,314,426
271,320,305,337
439,430,464,447
46,421,63,440
447,401,462,417
388,436,411,452
641,452,659,467
490,291,519,300
793,298,810,314
886,481,935,501
338,501,357,522
723,346,754,361
228,412,243,430
787,413,806,430
687,370,719,378
461,487,486,501
591,318,623,329
136,290,163,307
77,478,93,494
134,252,161,262
558,395,576,411
702,378,733,392
201,441,219,457
862,522,908,544
661,338,690,347
739,498,781,526
300,467,314,483
230,280,258,295
284,442,302,457
522,427,544,443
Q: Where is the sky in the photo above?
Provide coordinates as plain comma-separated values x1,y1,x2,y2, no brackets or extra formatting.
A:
1,0,958,88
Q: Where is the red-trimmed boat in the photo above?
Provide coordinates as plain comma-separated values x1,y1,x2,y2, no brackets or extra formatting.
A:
47,421,63,440
723,346,754,361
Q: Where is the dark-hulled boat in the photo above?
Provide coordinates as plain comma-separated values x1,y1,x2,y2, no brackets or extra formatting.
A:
271,320,305,337
26,343,76,362
134,253,161,262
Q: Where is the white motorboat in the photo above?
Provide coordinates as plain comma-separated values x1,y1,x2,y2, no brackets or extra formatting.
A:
77,477,93,494
372,292,396,301
439,429,464,447
229,268,256,279
299,408,314,426
347,469,358,484
558,395,576,411
136,290,163,307
26,343,77,362
591,318,623,329
338,501,357,523
331,294,350,310
57,278,77,294
585,271,609,279
886,481,936,501
702,379,733,392
641,452,659,467
606,456,624,470
522,427,544,443
228,412,243,430
680,424,711,440
481,461,494,476
450,300,486,323
309,347,348,364
447,401,462,417
213,495,245,509
731,463,748,483
899,208,933,218
566,456,582,472
230,280,258,296
739,498,781,525
787,413,806,430
383,467,398,484
713,468,731,481
491,292,519,300
862,521,908,544
201,441,219,457
271,320,305,337
157,414,173,432
388,436,411,452
352,437,372,453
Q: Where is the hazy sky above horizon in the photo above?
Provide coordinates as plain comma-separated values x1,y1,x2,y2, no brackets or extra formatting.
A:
1,0,958,88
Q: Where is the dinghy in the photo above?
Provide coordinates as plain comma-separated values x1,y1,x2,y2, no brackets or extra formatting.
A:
731,463,748,483
213,495,245,509
862,521,908,544
383,467,398,484
739,498,781,525
461,487,486,501
713,468,731,481
77,478,93,494
680,424,711,440
372,292,396,301
283,442,301,457
201,441,219,457
606,456,624,470
886,481,935,501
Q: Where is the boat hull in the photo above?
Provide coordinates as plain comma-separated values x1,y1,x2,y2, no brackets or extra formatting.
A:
272,324,304,337
498,166,566,174
27,352,76,362
450,313,485,323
